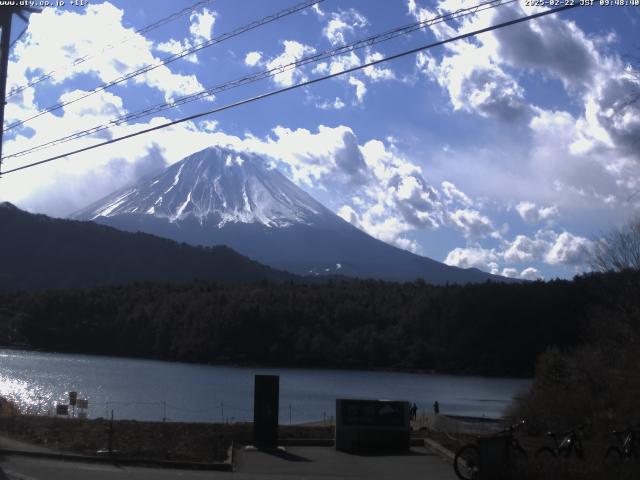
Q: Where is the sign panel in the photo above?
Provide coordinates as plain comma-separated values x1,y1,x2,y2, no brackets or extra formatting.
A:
253,375,279,447
56,404,69,416
68,391,78,406
341,399,406,427
335,399,410,453
76,399,88,409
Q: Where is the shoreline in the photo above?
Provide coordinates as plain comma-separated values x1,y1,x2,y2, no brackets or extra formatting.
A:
0,345,532,380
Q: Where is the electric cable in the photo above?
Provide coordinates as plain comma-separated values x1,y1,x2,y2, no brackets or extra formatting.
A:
6,0,215,98
2,0,516,162
3,0,326,132
0,3,581,177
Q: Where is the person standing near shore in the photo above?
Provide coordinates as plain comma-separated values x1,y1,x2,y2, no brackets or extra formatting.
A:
433,400,439,415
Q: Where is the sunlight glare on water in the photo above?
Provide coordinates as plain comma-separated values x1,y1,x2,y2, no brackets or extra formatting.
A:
0,374,54,414
0,348,529,423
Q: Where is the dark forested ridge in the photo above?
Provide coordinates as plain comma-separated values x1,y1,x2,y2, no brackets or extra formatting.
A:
1,270,636,377
0,202,296,289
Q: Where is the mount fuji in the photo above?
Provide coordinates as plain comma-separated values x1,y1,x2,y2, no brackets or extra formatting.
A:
72,146,505,284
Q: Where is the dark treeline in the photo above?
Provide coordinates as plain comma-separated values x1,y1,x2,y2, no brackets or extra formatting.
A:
1,270,637,377
510,268,640,435
0,202,296,290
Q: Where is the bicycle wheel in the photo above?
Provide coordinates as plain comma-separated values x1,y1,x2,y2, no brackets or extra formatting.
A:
572,439,585,459
604,446,623,465
509,442,528,474
511,442,528,460
454,444,480,480
535,447,556,460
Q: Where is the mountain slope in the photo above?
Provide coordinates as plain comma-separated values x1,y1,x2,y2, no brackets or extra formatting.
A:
78,147,331,228
73,146,508,284
0,202,295,290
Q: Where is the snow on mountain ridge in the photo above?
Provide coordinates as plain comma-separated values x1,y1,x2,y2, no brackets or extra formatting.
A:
80,146,329,228
71,147,510,284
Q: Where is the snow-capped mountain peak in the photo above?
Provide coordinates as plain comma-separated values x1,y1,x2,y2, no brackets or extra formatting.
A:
78,146,329,228
73,145,509,284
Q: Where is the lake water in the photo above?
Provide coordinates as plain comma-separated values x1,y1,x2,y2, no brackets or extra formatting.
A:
0,349,529,424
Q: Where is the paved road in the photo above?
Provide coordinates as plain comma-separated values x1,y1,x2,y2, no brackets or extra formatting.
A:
235,445,455,479
0,456,215,480
1,446,456,480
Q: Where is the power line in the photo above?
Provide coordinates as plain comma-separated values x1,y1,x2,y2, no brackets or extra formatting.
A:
0,5,41,173
3,0,326,132
136,0,213,37
3,0,513,160
2,0,517,162
6,0,215,99
0,3,581,177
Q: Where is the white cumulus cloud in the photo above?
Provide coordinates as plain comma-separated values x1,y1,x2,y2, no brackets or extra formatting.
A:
445,247,500,273
503,234,550,264
545,232,595,266
189,8,216,43
156,8,217,64
244,51,262,67
448,208,498,239
515,201,559,225
501,268,519,278
7,2,206,107
442,181,472,207
264,40,316,87
363,51,396,82
323,9,368,46
348,76,367,103
520,267,543,281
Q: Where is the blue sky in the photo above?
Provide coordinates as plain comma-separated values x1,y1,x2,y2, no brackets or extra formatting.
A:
1,1,639,280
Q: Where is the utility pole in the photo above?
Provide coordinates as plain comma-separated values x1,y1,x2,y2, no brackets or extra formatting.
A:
0,6,40,175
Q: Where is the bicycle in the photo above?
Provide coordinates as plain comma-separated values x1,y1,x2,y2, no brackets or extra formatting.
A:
453,420,527,480
534,424,585,460
604,425,640,464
